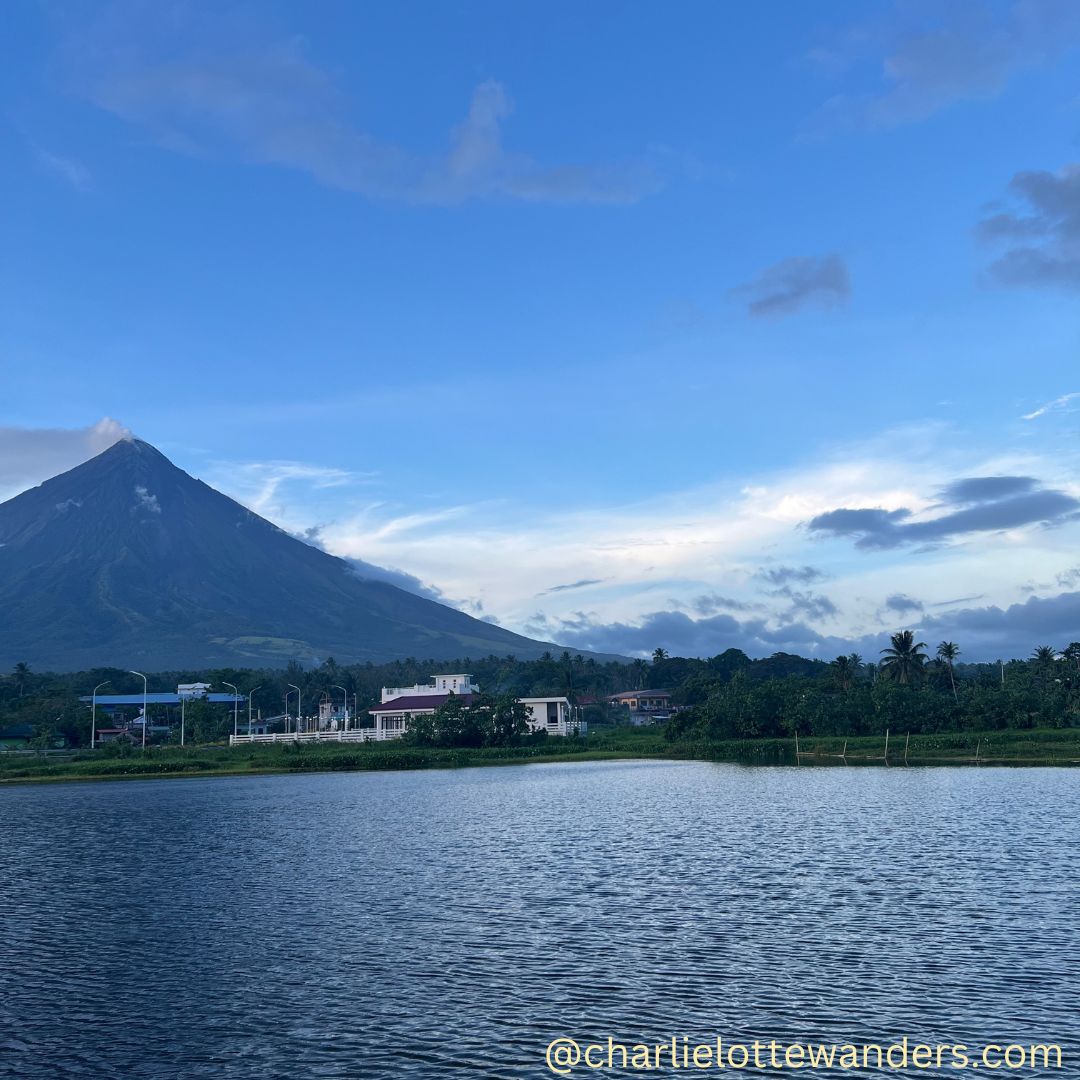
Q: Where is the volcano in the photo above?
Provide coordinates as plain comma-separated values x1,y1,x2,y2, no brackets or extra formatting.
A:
0,439,574,670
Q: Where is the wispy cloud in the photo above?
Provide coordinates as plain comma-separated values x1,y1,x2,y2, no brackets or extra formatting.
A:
211,459,363,522
538,578,605,596
732,254,850,318
883,593,924,616
65,5,659,206
1021,392,1080,420
36,149,92,189
691,594,762,615
755,565,827,586
806,1,1080,135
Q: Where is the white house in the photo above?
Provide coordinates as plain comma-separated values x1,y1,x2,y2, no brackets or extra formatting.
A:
368,689,475,739
519,697,586,737
368,676,586,740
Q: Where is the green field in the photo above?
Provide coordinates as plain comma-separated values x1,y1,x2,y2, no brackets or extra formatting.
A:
1,726,1077,784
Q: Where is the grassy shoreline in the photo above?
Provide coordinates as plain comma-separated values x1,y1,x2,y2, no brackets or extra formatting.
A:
0,727,1077,785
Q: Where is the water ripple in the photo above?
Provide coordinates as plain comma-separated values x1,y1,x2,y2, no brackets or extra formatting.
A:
0,761,1076,1078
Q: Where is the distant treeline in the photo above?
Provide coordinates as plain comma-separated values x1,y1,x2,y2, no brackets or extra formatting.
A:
3,633,1079,747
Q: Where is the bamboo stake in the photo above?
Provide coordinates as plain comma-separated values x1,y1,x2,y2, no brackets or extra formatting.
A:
883,727,890,761
905,732,910,764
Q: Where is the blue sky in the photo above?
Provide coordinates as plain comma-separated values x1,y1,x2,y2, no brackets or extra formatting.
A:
3,0,1080,660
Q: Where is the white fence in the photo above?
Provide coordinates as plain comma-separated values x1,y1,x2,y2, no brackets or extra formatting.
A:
229,729,396,746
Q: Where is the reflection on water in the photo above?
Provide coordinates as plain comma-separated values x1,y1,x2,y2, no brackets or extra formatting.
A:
1,761,1076,1077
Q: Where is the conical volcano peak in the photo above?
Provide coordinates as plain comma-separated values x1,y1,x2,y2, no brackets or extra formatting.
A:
0,433,574,669
96,435,165,461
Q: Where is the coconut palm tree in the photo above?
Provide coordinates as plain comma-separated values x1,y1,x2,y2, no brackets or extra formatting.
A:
879,630,929,685
831,655,855,690
1031,645,1058,666
13,662,29,698
936,641,960,703
652,647,669,664
1030,646,1058,695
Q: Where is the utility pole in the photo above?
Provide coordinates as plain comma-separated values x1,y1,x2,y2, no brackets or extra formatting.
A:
90,681,110,750
129,671,148,749
288,684,302,734
223,682,240,739
247,686,261,736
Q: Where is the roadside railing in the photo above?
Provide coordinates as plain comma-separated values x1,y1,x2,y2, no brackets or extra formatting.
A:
229,729,394,746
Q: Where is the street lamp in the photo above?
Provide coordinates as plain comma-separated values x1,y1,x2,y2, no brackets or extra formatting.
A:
129,671,148,748
180,688,195,748
90,681,110,749
288,683,301,734
223,681,240,739
247,686,261,736
332,685,349,732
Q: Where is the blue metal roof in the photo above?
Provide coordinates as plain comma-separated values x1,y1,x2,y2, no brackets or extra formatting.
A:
79,693,243,705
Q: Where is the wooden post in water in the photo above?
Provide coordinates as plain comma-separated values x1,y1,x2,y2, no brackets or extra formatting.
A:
905,732,910,764
794,729,800,759
883,727,890,762
841,739,847,759
975,738,981,763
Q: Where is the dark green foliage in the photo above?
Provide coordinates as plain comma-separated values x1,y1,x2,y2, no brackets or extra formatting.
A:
406,692,534,748
4,635,1080,751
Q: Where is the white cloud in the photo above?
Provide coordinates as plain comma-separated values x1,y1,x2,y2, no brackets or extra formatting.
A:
1021,391,1080,420
134,485,161,513
305,421,1080,647
0,418,130,500
65,6,659,206
206,459,369,525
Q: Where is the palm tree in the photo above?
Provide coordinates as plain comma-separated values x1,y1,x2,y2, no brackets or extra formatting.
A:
936,641,960,703
879,630,929,685
831,655,855,690
13,662,29,698
1030,646,1058,694
652,647,669,664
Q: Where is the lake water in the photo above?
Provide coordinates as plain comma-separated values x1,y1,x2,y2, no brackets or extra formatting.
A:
1,761,1076,1078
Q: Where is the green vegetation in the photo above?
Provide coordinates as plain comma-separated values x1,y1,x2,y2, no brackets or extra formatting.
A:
0,726,1075,785
666,635,1080,743
406,693,533,747
3,633,1080,781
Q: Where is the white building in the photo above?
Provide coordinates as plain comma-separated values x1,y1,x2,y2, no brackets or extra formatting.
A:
368,677,586,741
519,697,586,737
379,673,479,704
177,682,213,699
